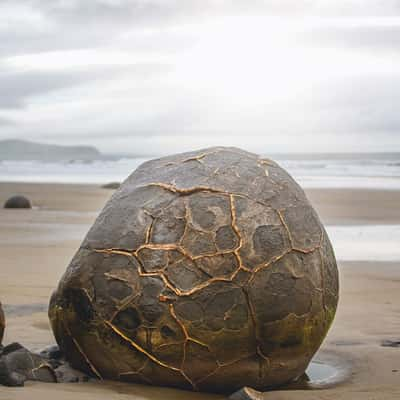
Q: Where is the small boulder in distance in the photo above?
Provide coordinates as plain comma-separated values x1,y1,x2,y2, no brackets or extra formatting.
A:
101,182,120,190
4,196,32,209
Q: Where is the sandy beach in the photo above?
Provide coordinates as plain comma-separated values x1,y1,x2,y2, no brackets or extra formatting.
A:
0,182,399,399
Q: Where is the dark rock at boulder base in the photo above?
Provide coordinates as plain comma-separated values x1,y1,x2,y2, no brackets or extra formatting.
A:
0,343,56,386
0,343,91,386
49,147,339,393
0,302,4,345
54,363,91,383
39,344,64,361
4,196,32,209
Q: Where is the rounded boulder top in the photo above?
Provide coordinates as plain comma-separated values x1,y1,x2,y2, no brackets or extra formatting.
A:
49,147,339,393
4,195,32,209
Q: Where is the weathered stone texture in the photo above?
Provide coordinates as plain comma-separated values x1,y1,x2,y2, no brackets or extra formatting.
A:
49,147,339,393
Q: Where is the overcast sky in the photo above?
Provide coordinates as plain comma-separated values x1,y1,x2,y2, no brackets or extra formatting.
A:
1,1,400,154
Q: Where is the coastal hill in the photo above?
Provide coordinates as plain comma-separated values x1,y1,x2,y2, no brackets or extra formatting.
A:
0,139,103,161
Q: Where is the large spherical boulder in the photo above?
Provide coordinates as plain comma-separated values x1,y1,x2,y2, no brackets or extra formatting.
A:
4,196,32,209
0,302,5,345
49,147,338,393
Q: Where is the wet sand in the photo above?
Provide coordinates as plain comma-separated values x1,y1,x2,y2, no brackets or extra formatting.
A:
0,182,399,399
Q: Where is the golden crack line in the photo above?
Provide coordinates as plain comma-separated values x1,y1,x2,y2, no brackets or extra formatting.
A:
170,305,187,372
241,286,265,371
144,215,155,245
147,182,269,208
216,354,257,368
257,160,270,177
276,208,322,254
137,243,181,252
318,247,328,314
228,265,250,282
182,155,205,164
110,293,140,321
276,209,294,248
95,245,245,297
61,295,102,380
94,249,243,298
292,246,320,254
146,181,283,215
136,267,182,297
195,365,221,385
257,158,282,187
229,193,249,280
162,150,220,168
169,304,205,391
250,249,292,279
82,286,94,302
68,331,102,379
169,304,210,351
105,320,180,370
179,198,190,246
229,194,243,251
94,249,133,256
256,346,271,365
174,276,235,297
94,243,244,299
193,260,214,279
191,249,237,260
147,183,225,195
119,360,153,384
196,353,257,385
155,341,185,350
105,320,195,389
104,272,130,282
119,361,147,376
242,290,271,380
258,158,275,166
125,251,182,296
242,288,258,340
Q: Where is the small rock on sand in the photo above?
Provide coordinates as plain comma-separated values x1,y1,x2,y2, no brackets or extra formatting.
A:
0,343,56,386
0,343,91,387
101,182,120,189
381,339,400,348
4,195,32,209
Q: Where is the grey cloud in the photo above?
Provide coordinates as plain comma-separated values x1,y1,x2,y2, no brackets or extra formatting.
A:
303,24,400,50
32,0,400,18
0,1,203,58
0,63,167,110
0,68,100,109
308,74,400,134
0,117,14,126
2,1,400,59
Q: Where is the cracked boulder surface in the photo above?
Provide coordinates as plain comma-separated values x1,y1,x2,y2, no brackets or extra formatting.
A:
0,302,4,345
49,147,339,393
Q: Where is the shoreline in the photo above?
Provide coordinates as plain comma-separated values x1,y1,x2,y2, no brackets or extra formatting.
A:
1,181,400,224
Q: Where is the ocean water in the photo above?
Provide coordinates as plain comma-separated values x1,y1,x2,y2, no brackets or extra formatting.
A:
326,225,400,262
0,153,399,189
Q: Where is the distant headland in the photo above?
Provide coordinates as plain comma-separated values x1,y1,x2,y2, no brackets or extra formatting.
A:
0,139,104,161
